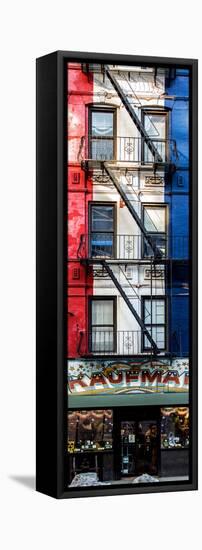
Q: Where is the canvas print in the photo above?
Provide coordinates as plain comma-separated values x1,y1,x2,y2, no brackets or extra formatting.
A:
66,62,190,489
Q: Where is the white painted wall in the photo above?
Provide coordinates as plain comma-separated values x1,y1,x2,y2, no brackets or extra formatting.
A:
92,68,166,342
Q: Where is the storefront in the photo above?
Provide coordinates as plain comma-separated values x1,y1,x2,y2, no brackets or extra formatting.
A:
66,406,189,487
67,410,114,485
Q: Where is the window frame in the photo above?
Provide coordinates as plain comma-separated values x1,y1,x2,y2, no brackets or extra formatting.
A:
89,201,117,259
141,202,168,258
141,295,167,352
88,295,117,354
141,108,169,164
88,105,117,161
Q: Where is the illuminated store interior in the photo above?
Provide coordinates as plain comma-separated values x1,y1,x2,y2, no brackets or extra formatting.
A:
66,406,189,487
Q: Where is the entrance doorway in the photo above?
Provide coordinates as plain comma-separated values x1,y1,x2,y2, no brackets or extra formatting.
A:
121,420,158,477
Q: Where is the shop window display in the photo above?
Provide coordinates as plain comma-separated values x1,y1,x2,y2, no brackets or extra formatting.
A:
161,407,189,449
67,409,113,453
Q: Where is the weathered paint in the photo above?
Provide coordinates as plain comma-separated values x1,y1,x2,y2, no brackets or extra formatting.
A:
67,63,93,357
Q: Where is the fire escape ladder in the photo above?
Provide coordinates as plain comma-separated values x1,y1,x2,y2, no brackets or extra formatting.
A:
105,65,163,163
104,162,162,259
101,260,159,354
118,264,143,304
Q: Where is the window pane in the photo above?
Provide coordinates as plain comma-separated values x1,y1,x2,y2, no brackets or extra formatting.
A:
144,326,165,349
161,407,189,449
144,113,166,139
144,299,165,325
91,206,114,232
152,326,165,348
144,141,166,163
144,329,153,349
154,300,165,323
91,139,114,160
91,233,113,258
143,113,166,162
69,410,113,452
92,111,113,137
91,327,114,352
144,235,166,258
144,300,151,323
144,207,166,232
92,300,113,325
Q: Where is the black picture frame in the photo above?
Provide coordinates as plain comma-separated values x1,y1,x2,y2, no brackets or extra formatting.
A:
36,51,198,499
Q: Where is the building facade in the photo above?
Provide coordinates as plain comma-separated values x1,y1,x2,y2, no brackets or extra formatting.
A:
66,62,190,487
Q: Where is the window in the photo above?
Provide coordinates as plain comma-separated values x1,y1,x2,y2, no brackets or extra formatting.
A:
89,297,116,352
67,410,113,453
89,108,115,160
161,407,189,449
143,204,167,257
142,110,168,163
89,203,115,258
142,297,166,351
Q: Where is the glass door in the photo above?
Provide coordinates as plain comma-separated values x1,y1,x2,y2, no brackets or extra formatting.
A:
121,421,136,475
120,420,158,477
135,421,158,476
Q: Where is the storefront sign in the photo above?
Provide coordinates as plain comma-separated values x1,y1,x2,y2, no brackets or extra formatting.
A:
68,359,189,395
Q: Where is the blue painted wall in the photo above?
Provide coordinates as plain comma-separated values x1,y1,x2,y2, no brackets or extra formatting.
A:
165,69,190,356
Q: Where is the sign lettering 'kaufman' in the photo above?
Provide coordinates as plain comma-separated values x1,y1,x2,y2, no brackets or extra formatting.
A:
68,359,189,395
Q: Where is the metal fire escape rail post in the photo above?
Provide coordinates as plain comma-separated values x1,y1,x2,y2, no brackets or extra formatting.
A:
101,260,159,354
104,162,162,259
105,65,163,163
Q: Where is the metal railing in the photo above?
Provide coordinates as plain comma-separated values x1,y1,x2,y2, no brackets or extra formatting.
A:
77,234,189,261
77,329,188,356
68,136,179,165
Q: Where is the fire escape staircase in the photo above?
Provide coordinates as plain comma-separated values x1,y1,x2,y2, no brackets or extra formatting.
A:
79,65,166,355
104,162,162,259
99,260,159,354
105,65,163,164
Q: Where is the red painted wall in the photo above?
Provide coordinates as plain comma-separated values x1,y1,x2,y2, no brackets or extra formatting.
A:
67,63,93,358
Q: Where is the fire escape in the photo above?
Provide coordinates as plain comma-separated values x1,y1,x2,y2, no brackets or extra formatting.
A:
76,65,184,358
